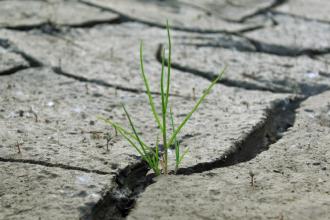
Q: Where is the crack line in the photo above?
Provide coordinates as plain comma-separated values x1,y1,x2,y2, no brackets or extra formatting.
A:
79,0,264,35
84,96,305,220
52,66,186,98
0,38,187,97
0,65,30,76
4,17,127,32
245,36,330,57
239,0,287,22
156,44,288,94
156,44,330,95
181,36,330,58
83,161,152,220
52,66,145,94
272,10,330,26
0,157,112,175
177,97,304,174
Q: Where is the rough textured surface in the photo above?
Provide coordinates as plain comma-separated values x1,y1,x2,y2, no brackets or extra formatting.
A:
1,0,330,219
0,47,29,75
170,43,330,94
82,0,274,32
0,67,291,219
128,91,330,220
275,0,330,22
245,14,330,53
0,24,261,96
0,68,143,173
0,0,119,28
0,162,113,220
0,67,289,173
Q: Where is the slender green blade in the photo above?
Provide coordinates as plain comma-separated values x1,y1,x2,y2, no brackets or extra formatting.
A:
107,121,156,172
168,67,226,147
165,20,171,111
122,105,149,157
98,116,142,144
160,47,166,128
98,116,145,156
117,127,145,159
155,135,160,166
160,47,167,144
179,148,189,164
169,106,180,164
98,116,158,171
140,41,163,130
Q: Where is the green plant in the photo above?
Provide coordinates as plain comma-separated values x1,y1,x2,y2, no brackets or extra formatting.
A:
99,21,225,176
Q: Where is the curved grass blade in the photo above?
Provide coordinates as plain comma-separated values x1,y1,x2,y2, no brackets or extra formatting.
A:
98,116,152,156
98,116,141,143
100,114,160,175
122,105,150,157
179,148,189,164
168,67,226,147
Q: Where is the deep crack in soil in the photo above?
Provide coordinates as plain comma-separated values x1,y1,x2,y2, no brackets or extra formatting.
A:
176,96,304,175
82,96,304,220
1,4,329,217
83,162,153,220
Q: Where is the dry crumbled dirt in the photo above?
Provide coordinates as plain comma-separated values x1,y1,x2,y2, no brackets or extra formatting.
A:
0,0,329,220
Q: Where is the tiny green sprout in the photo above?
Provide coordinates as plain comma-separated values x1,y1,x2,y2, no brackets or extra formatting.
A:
170,106,188,173
99,21,226,175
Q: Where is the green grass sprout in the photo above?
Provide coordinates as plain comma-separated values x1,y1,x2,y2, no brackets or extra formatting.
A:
99,21,226,175
170,105,189,173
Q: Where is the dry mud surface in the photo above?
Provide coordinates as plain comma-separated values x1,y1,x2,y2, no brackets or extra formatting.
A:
0,1,329,220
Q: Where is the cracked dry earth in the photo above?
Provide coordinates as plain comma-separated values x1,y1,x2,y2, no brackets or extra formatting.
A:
0,0,329,220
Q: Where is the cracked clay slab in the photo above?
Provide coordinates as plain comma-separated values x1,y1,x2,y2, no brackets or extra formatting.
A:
81,0,275,32
245,14,330,53
0,0,119,28
275,0,330,23
0,23,256,97
0,67,154,174
0,162,114,220
128,91,330,220
0,67,293,219
0,47,29,75
0,65,291,175
169,43,330,95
